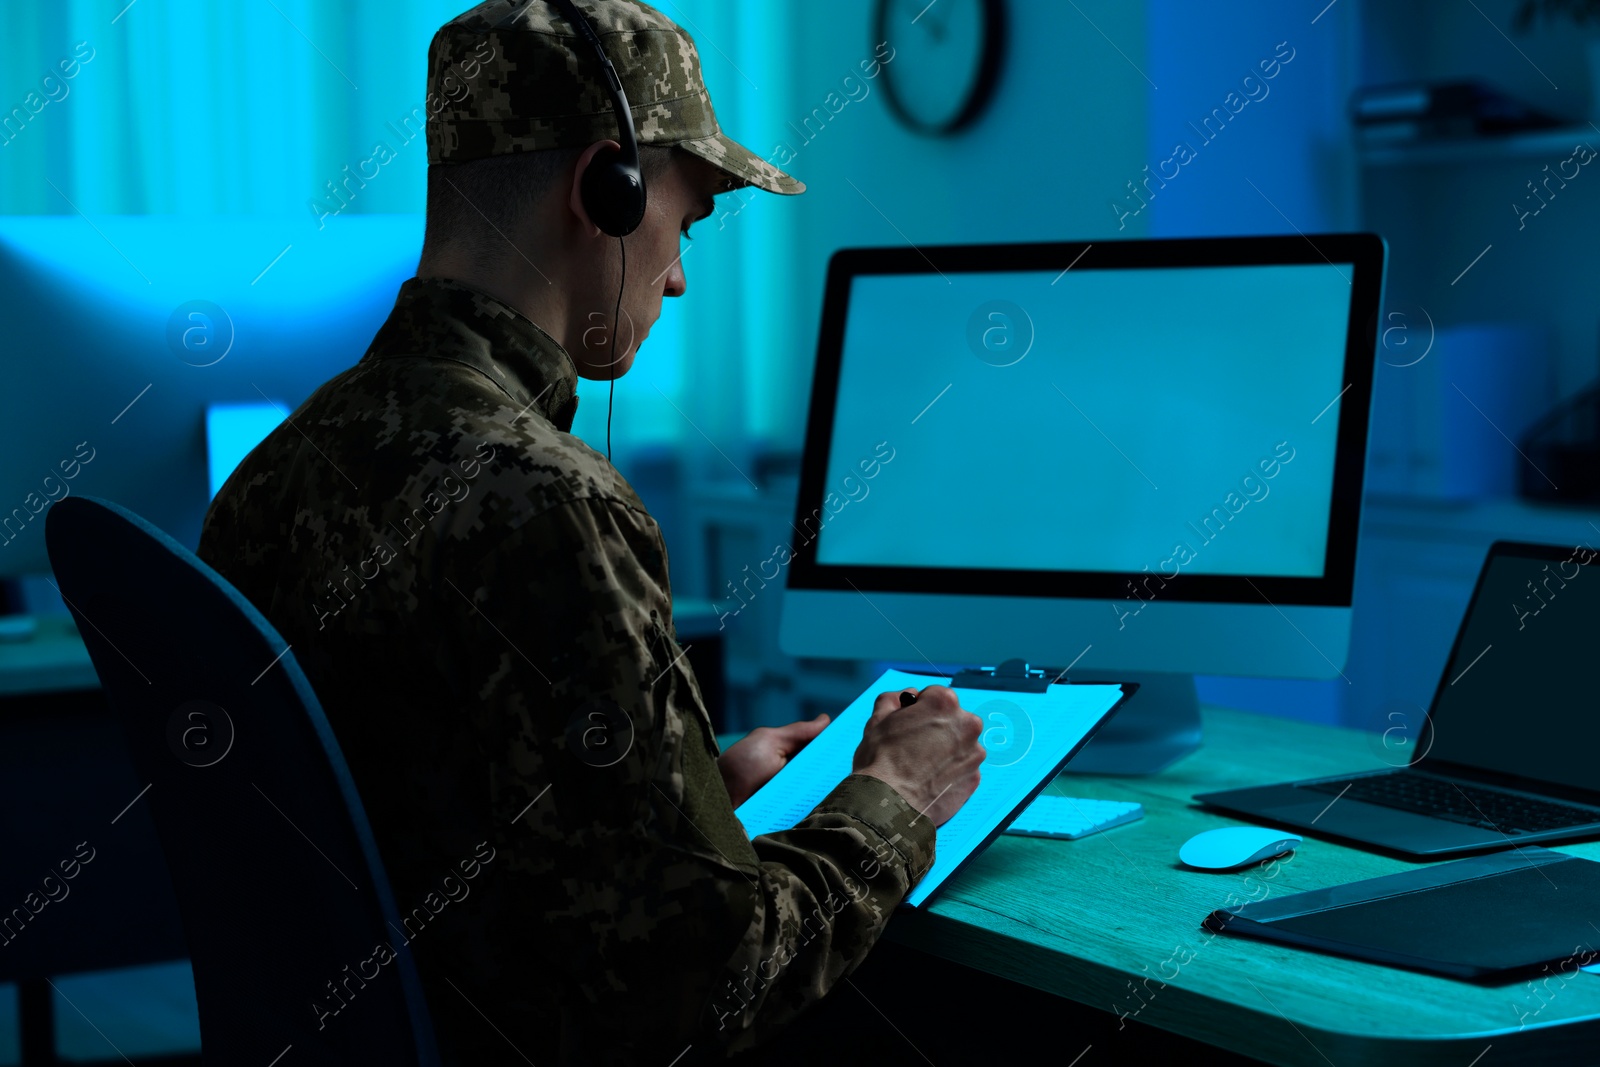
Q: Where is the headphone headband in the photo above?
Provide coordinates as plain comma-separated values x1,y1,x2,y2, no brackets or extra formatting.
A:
546,0,646,237
547,0,640,165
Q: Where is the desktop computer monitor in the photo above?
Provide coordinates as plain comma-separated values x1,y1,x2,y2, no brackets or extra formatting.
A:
0,214,423,593
779,233,1386,773
205,401,287,499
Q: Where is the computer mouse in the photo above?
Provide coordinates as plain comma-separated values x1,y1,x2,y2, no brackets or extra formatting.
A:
1178,826,1301,871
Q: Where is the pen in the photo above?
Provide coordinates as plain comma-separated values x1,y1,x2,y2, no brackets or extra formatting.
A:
899,690,917,708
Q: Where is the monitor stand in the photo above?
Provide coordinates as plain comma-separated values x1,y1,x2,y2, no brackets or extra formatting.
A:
1058,671,1202,775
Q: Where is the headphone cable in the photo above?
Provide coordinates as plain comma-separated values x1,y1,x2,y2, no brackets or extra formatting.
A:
607,235,625,462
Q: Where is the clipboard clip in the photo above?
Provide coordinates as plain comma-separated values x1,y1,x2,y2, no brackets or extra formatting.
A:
949,658,1053,693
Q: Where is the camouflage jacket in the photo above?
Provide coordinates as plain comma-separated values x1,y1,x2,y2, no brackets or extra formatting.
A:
197,277,936,1065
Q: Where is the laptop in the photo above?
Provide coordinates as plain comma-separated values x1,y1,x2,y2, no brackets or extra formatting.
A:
1196,540,1600,857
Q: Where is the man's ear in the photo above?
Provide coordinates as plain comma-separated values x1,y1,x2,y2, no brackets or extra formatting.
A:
569,139,622,239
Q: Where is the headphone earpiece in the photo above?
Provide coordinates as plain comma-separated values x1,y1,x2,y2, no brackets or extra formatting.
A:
581,145,646,238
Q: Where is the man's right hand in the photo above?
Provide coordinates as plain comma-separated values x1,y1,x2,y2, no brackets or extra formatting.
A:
851,685,985,826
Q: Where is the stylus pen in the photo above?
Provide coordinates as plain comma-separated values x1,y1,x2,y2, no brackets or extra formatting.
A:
899,690,917,708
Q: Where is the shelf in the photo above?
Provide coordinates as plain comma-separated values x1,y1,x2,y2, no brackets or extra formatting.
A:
1358,124,1600,167
1361,494,1600,544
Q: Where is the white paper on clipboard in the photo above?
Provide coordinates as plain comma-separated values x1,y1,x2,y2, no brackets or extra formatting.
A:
734,668,1129,906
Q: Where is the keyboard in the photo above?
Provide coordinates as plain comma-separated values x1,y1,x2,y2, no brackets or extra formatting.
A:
1299,772,1600,835
1003,795,1144,840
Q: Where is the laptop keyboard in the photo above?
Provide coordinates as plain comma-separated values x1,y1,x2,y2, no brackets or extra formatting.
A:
1299,772,1600,835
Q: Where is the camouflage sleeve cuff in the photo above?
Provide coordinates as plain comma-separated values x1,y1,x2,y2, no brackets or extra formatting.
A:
808,773,937,889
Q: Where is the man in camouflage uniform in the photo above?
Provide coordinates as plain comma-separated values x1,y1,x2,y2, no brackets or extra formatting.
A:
199,1,984,1063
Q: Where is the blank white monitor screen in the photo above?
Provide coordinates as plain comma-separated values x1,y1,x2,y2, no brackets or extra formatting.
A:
813,264,1352,580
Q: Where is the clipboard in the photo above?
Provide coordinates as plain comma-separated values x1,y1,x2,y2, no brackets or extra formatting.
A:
734,667,1135,907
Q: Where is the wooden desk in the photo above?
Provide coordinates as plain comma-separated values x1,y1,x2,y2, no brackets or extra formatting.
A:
0,615,96,696
884,705,1600,1066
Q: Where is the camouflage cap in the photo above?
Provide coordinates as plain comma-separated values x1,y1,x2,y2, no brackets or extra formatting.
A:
426,0,804,195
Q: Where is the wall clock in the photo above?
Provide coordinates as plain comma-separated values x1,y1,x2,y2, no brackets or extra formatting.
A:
875,0,1007,137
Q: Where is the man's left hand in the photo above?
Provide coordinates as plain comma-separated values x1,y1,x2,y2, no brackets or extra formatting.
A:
717,714,831,809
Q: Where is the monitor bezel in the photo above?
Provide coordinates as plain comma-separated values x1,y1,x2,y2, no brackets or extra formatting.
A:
785,233,1386,607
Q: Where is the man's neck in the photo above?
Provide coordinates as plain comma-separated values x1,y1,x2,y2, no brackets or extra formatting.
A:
418,263,572,354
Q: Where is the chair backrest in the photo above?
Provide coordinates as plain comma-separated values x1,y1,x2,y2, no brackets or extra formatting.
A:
45,496,441,1067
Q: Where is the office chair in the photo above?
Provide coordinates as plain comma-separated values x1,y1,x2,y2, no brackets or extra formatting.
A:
45,496,442,1067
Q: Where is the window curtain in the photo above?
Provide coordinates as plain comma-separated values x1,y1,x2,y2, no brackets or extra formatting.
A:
0,0,805,470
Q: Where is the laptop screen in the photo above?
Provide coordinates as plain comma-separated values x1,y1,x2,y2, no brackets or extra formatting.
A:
1425,544,1600,793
